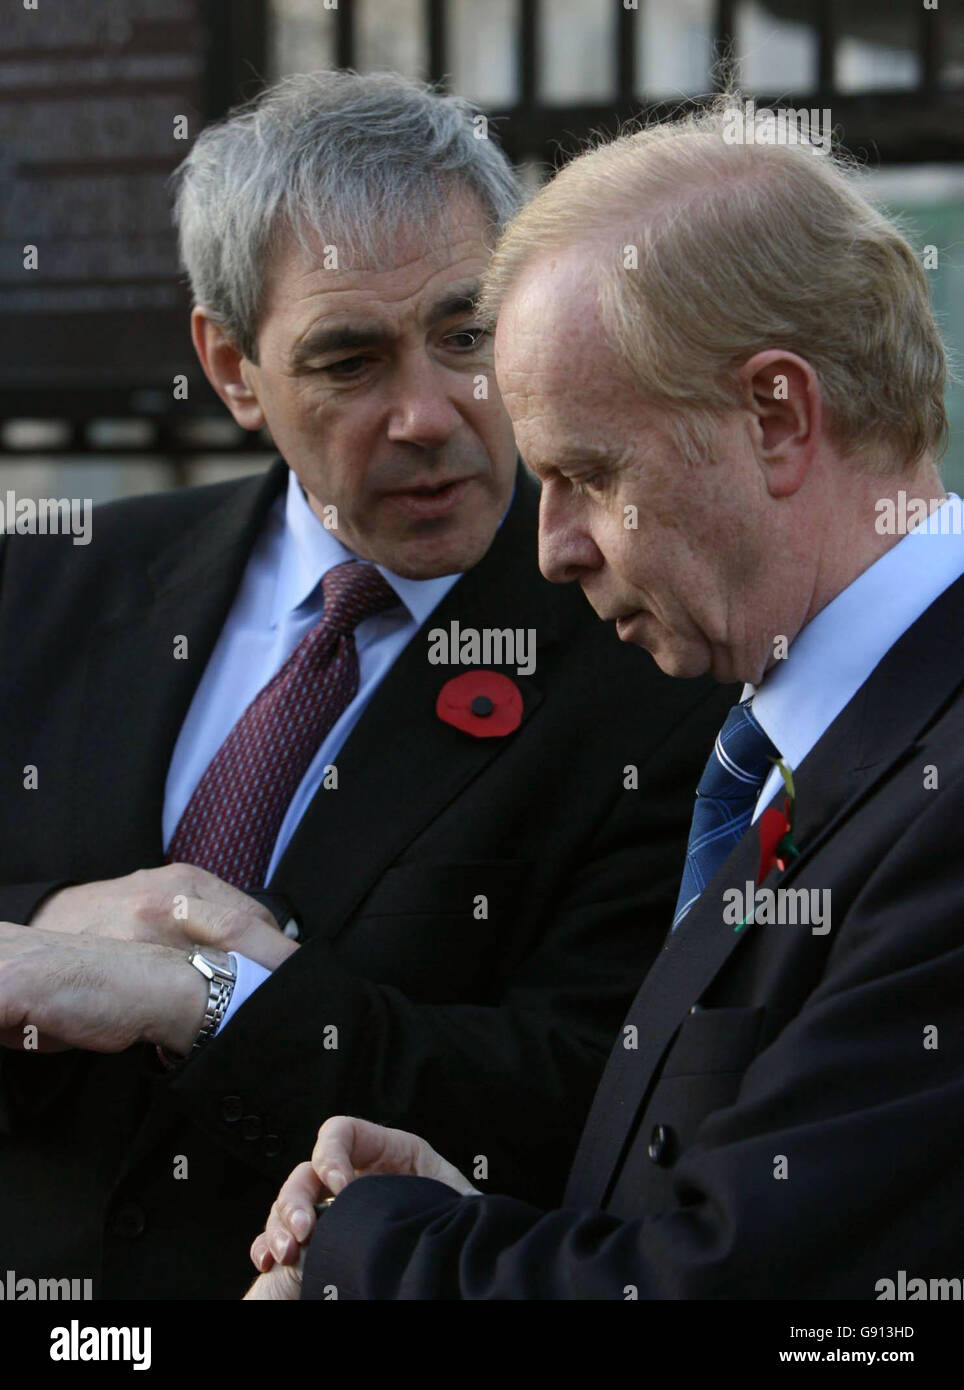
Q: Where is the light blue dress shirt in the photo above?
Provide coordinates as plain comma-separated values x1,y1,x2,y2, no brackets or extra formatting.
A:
747,493,964,820
162,468,462,1029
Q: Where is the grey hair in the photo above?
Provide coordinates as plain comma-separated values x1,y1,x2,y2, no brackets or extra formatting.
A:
170,69,524,361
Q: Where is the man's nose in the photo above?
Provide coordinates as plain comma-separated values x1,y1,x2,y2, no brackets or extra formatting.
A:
538,485,604,585
386,355,464,450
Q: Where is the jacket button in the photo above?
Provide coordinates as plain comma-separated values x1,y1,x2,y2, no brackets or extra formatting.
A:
242,1114,263,1141
221,1095,243,1123
647,1124,677,1167
264,1133,282,1158
111,1202,146,1239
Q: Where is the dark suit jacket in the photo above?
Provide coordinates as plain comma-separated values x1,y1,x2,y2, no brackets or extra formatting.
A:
0,459,730,1298
301,569,964,1300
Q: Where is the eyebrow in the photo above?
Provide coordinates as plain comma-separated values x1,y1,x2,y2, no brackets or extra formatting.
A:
555,446,611,465
526,446,612,478
289,323,387,369
289,278,483,370
424,280,482,329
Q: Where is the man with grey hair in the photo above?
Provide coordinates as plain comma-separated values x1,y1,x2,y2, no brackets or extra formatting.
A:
248,98,964,1300
0,73,728,1298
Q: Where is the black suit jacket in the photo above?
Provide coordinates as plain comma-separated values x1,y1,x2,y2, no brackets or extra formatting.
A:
301,570,964,1300
0,459,730,1298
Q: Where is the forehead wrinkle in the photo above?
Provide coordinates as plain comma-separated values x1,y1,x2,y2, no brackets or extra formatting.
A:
283,215,491,299
285,186,494,275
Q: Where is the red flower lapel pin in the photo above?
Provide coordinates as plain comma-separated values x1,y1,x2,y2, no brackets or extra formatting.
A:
757,758,800,885
436,671,523,739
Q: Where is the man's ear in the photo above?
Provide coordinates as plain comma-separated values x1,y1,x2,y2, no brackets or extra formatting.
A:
738,349,822,499
190,307,266,431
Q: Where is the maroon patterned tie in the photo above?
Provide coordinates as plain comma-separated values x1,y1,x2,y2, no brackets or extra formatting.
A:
168,560,399,890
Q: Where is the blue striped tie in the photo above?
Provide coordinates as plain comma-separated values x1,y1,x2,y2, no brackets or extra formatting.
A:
671,699,780,930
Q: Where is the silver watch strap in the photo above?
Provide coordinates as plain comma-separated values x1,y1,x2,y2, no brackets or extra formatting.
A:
188,949,237,1051
193,974,233,1049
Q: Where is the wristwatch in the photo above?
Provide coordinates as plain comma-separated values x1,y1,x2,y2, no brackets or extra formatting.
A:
186,946,237,1052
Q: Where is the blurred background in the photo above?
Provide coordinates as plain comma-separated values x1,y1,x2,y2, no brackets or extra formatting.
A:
3,0,963,505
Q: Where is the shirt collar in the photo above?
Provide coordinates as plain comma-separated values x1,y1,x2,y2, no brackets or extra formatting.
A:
745,492,964,780
270,468,462,627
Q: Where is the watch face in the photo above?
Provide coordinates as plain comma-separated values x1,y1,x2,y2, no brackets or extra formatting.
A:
191,947,234,978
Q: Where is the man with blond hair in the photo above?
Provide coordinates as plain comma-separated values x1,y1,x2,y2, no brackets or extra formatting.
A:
248,98,964,1300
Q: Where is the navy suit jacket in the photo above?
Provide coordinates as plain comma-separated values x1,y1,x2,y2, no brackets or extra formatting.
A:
302,571,964,1300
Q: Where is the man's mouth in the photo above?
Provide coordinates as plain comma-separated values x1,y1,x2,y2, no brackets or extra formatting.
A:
390,478,464,494
382,477,474,518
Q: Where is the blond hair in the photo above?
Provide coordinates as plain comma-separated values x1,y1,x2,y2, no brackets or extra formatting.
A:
480,96,949,472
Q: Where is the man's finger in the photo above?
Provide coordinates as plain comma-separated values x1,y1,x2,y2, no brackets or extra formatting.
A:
250,1231,275,1273
310,1115,367,1190
310,1114,480,1197
265,1202,302,1265
311,1115,426,1190
266,1161,322,1257
268,1225,298,1266
176,898,298,970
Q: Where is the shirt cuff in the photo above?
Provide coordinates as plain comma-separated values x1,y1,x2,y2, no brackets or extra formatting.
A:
215,952,272,1035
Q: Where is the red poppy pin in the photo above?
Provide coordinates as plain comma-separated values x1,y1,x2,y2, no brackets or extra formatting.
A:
757,758,800,885
436,671,523,739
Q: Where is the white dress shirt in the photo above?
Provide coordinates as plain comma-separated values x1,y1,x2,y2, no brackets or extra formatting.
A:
746,493,964,821
162,469,462,1031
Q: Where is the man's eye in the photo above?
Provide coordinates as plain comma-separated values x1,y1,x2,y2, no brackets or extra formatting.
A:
444,326,489,351
571,473,606,496
323,356,370,378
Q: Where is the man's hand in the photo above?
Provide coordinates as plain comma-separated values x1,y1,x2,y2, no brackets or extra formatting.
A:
244,1248,306,1301
0,922,209,1056
249,1117,479,1275
30,865,297,970
250,1162,328,1272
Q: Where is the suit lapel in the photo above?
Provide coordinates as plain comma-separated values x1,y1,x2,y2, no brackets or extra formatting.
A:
566,572,964,1208
765,572,964,893
70,462,288,872
271,466,560,941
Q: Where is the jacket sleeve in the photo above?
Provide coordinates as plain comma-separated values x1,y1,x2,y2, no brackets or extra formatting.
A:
300,780,964,1298
161,700,720,1210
